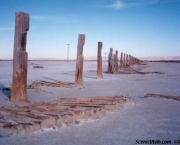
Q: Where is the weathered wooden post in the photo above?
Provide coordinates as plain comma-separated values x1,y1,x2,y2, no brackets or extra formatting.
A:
107,48,113,73
131,56,133,66
114,50,119,73
75,34,85,85
120,52,123,69
129,55,132,66
126,54,129,66
97,42,103,78
11,12,29,102
124,53,126,67
132,56,133,65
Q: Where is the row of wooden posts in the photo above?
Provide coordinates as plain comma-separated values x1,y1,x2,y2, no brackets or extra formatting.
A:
107,48,143,74
10,12,142,102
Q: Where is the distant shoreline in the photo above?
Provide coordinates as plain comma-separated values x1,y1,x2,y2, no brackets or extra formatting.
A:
144,60,180,63
1,59,180,63
0,59,98,62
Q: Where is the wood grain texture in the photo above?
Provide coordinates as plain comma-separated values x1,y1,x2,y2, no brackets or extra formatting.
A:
0,96,131,134
75,34,85,85
97,42,103,78
11,12,29,102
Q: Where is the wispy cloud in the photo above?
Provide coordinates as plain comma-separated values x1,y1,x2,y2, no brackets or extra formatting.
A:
31,15,78,23
108,0,124,9
99,0,180,10
0,27,14,31
31,16,57,21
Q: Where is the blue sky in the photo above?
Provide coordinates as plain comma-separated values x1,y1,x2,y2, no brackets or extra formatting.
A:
0,0,180,59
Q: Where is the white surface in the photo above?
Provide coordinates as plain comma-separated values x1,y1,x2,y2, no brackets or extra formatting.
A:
0,61,180,145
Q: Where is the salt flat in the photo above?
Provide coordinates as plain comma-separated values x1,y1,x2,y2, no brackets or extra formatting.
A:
0,61,180,145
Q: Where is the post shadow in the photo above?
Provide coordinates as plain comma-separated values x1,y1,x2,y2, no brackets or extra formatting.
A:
0,84,11,99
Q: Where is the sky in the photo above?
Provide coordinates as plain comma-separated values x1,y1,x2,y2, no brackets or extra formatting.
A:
0,0,180,59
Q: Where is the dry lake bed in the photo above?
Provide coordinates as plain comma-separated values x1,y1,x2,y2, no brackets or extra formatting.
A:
0,61,180,145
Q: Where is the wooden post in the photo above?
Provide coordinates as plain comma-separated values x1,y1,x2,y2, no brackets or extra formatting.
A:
107,48,113,73
120,52,123,69
114,50,119,73
75,34,85,85
130,55,132,66
11,12,29,102
124,53,126,67
132,56,133,65
97,42,103,78
126,54,129,66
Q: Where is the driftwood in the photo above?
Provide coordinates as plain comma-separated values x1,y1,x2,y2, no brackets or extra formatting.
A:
27,80,72,89
97,42,103,78
75,34,85,85
118,66,164,75
144,94,180,102
11,12,29,102
0,96,131,134
33,65,44,68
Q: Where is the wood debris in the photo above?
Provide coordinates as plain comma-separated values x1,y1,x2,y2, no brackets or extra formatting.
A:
33,65,44,68
27,80,72,89
118,66,164,75
144,93,180,102
0,96,131,134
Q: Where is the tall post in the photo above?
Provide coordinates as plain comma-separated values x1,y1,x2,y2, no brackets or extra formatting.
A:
124,53,126,67
107,48,113,74
129,55,132,66
120,52,123,69
66,44,70,63
126,54,129,66
114,50,119,73
75,34,85,85
11,12,29,102
97,42,103,78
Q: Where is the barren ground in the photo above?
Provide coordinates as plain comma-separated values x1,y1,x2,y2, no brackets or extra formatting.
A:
0,61,180,145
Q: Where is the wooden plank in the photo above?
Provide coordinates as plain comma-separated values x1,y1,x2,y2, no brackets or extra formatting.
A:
0,96,130,134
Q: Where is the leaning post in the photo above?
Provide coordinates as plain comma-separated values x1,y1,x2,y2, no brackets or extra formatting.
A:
11,12,29,102
75,34,85,85
97,42,103,78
